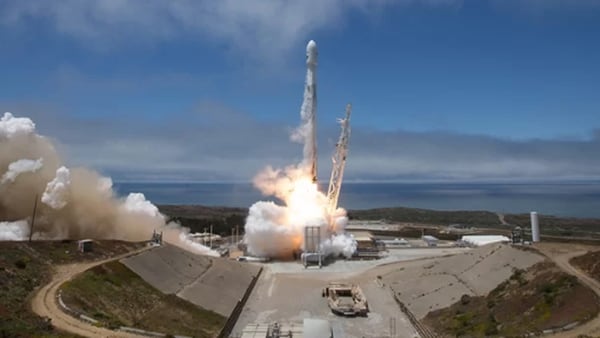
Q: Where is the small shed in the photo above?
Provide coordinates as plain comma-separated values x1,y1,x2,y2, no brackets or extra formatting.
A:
78,239,93,253
422,235,438,247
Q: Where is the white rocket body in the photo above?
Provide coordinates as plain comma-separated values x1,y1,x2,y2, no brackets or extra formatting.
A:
304,40,318,183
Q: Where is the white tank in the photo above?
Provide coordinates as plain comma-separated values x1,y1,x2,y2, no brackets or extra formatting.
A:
530,211,540,242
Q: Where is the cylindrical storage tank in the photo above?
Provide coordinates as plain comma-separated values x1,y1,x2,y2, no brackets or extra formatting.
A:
530,211,540,242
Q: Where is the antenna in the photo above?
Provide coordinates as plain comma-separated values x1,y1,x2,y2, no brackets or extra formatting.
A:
29,194,38,242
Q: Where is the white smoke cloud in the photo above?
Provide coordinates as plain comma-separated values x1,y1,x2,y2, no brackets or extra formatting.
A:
0,111,219,257
161,224,220,257
0,220,29,241
41,166,71,209
1,158,43,184
244,201,299,257
122,192,162,218
322,233,357,258
0,112,35,139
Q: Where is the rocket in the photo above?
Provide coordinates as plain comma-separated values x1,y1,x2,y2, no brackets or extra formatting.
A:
305,40,318,183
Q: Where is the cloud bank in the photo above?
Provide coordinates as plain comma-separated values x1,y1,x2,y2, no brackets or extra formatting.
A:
9,103,599,183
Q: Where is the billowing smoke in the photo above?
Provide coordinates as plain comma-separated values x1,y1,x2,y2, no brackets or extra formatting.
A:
41,166,71,209
0,220,29,241
244,147,356,259
0,112,218,256
1,158,43,184
243,40,356,259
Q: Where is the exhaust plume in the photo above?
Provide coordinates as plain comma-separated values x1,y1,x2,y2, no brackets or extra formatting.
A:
243,40,356,260
0,112,218,256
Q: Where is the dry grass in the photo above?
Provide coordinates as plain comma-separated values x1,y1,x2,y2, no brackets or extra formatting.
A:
61,261,225,337
0,240,143,338
424,261,600,337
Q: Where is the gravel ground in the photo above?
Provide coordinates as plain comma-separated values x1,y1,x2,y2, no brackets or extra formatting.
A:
231,248,469,338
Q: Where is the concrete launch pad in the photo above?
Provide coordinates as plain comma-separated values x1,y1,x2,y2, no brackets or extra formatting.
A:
231,247,469,338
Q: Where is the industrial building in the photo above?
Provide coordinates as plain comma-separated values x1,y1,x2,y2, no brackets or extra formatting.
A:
460,235,510,247
189,232,222,248
380,238,410,249
348,231,376,250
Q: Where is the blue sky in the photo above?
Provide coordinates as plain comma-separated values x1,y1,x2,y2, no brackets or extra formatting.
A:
1,0,600,182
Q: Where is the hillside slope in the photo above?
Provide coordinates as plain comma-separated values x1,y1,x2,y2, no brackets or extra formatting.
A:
61,261,225,337
424,261,600,337
0,240,143,338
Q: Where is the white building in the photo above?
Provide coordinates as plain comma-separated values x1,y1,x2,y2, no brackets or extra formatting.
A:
460,235,510,247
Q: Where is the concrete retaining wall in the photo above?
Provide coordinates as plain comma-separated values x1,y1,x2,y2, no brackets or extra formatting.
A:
122,244,260,317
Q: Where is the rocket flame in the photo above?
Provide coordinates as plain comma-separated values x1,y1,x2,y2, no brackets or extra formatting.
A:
285,178,327,227
244,165,356,259
243,39,356,260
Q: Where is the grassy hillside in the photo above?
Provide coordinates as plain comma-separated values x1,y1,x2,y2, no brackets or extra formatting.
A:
158,204,600,242
158,204,246,236
505,214,600,237
424,261,600,337
0,240,143,338
571,250,600,282
158,204,506,235
348,207,502,226
61,261,225,337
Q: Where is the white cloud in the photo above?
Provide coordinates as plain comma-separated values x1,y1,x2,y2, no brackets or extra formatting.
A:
0,0,456,62
10,103,600,183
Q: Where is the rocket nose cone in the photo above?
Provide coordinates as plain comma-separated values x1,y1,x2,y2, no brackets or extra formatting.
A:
307,40,317,54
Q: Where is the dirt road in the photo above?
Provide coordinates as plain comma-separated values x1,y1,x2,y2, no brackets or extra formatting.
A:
31,248,150,338
536,243,600,337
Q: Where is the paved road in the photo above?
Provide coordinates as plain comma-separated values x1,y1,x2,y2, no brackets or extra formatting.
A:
536,243,600,338
30,248,150,338
496,213,508,226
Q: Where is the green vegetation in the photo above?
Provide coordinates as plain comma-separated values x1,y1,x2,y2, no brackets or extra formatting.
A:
61,261,225,337
158,204,506,237
424,262,600,337
572,250,600,283
505,214,600,238
158,204,600,243
348,207,502,226
0,240,142,337
158,204,247,236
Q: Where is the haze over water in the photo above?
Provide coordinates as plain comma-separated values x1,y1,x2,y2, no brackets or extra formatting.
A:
114,182,600,218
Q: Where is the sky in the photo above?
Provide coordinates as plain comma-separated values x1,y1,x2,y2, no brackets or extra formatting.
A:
1,0,599,182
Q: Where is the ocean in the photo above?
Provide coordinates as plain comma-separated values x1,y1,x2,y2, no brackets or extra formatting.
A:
113,182,600,218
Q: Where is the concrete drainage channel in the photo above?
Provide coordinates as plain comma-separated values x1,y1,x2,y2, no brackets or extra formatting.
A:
217,267,264,338
390,289,438,338
57,290,192,338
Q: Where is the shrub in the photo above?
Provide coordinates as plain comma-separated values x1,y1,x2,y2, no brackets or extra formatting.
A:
14,260,26,269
